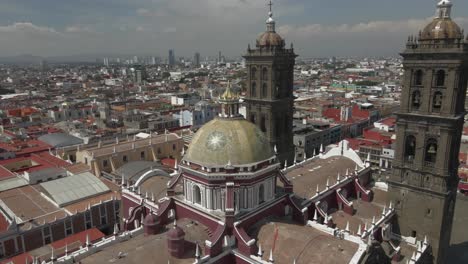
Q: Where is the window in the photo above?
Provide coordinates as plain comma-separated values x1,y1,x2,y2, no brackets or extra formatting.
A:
140,151,145,160
259,184,265,204
262,67,268,80
122,155,127,163
172,144,176,151
260,115,266,133
250,114,257,124
411,230,417,238
433,91,443,111
103,160,108,167
413,70,423,86
405,135,416,161
158,148,161,154
193,185,201,205
435,70,445,87
425,139,438,164
251,67,257,80
65,219,73,236
43,226,52,245
114,202,120,221
251,82,257,97
426,208,432,217
411,91,421,109
0,242,4,258
99,205,107,225
262,83,268,98
85,211,92,229
84,158,88,165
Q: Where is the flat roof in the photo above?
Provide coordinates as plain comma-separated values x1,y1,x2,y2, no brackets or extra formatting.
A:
80,219,208,264
85,134,180,158
248,217,358,263
40,172,110,207
285,157,357,199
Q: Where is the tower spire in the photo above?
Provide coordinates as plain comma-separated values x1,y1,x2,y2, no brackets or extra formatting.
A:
266,0,276,32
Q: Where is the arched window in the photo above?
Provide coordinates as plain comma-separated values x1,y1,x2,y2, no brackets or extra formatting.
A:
193,185,201,205
262,83,268,98
412,90,421,109
414,70,423,86
433,91,443,111
435,70,445,87
259,184,265,204
251,82,257,97
250,114,256,124
251,67,257,80
260,115,266,133
425,139,438,164
405,135,416,162
262,67,268,80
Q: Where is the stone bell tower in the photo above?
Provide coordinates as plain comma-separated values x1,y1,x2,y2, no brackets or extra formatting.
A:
243,0,297,166
387,1,468,263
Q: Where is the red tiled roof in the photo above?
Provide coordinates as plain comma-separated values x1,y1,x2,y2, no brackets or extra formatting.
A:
0,252,33,264
0,212,9,232
379,117,396,126
0,165,16,180
0,152,71,174
50,228,105,249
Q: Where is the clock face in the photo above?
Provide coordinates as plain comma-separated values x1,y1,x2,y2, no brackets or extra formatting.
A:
206,131,227,151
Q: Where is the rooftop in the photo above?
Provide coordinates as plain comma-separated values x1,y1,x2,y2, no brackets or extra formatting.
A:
285,156,358,199
248,216,359,263
80,219,209,264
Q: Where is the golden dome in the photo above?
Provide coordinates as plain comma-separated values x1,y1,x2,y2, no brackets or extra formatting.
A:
257,32,285,47
184,118,274,167
420,18,462,40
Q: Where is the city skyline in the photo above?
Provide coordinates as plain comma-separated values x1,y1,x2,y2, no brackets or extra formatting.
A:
1,0,468,59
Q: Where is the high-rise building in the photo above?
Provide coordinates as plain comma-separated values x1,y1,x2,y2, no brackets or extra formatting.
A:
133,55,139,64
243,3,297,166
103,57,109,67
388,1,468,263
168,49,175,66
194,52,200,67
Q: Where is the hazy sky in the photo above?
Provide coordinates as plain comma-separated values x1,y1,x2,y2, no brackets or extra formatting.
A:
0,0,467,58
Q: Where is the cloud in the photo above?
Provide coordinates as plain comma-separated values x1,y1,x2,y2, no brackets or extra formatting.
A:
136,8,167,17
65,26,94,33
0,22,59,34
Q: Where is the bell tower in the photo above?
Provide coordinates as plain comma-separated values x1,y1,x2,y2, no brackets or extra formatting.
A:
243,0,297,165
388,1,468,263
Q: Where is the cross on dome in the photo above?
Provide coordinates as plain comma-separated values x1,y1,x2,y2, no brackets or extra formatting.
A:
266,0,276,31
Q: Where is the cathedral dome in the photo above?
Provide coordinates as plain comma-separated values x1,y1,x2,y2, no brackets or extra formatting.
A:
420,0,462,40
420,18,462,40
184,118,274,167
257,31,285,48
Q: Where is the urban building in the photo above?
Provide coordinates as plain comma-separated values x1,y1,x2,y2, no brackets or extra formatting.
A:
388,0,468,262
243,6,296,165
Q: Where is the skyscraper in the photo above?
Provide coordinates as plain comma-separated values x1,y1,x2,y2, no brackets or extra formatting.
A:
388,1,468,263
243,2,297,166
194,52,200,67
168,49,175,66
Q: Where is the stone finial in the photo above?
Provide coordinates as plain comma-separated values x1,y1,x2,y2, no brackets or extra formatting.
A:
174,159,178,170
324,213,329,225
345,221,350,233
195,243,200,259
371,216,376,226
316,185,320,195
65,243,68,256
423,236,428,245
274,145,278,154
257,243,263,257
357,224,362,236
313,210,318,221
284,160,288,169
320,144,324,154
326,178,330,188
389,201,393,210
345,168,349,176
114,223,120,236
337,173,341,182
312,149,316,157
50,247,56,262
85,233,91,247
269,249,274,263
382,206,387,216
151,192,155,202
224,236,229,247
364,222,368,231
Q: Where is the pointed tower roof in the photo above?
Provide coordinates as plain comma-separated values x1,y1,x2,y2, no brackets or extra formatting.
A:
256,0,285,48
